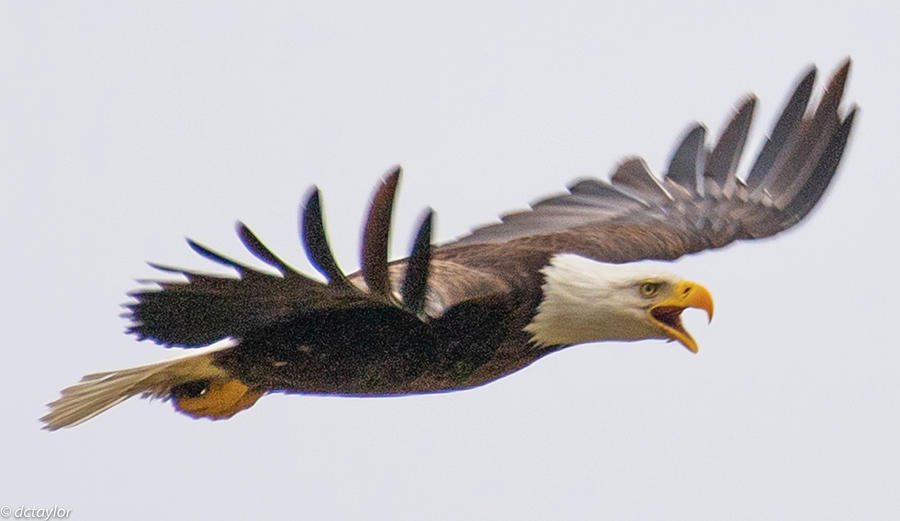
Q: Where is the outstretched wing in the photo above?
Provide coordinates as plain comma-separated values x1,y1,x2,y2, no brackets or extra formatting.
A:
125,168,435,347
444,61,857,263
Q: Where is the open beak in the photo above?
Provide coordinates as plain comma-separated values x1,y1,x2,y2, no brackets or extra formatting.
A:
649,280,714,353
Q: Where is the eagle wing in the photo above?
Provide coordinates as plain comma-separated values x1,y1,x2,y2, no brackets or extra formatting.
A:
444,61,856,263
126,169,440,347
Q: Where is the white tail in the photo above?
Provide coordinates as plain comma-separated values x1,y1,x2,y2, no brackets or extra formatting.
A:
41,339,259,430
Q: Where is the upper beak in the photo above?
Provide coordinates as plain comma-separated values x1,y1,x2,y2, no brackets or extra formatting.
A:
649,280,714,353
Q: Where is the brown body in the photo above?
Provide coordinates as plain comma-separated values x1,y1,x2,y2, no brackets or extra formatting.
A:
208,248,556,397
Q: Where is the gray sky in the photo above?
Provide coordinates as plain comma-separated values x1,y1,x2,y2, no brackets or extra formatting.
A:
2,1,897,520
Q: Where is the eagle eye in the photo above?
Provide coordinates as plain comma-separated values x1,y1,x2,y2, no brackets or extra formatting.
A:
639,281,661,298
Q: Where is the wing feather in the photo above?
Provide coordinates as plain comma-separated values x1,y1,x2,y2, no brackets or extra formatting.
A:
745,67,816,189
362,167,401,301
400,210,434,316
301,188,353,288
704,96,756,196
236,222,300,277
611,158,674,204
664,124,706,195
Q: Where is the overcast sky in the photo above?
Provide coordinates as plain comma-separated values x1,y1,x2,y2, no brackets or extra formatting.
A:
2,2,898,520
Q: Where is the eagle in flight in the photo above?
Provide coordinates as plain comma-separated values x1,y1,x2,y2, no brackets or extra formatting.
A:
43,61,856,430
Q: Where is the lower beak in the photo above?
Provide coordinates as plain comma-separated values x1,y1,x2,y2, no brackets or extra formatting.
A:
649,281,714,353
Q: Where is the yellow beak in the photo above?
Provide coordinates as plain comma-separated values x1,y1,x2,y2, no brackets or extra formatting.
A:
649,280,714,353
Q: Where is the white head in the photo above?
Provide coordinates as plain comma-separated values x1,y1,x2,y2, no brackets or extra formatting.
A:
525,253,714,352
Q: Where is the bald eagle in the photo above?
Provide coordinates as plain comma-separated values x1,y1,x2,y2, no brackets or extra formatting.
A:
42,60,856,430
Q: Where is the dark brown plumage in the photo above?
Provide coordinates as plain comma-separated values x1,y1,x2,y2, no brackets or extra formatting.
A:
43,61,856,430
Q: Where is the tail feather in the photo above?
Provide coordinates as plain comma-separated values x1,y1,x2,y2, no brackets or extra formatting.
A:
41,339,254,430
